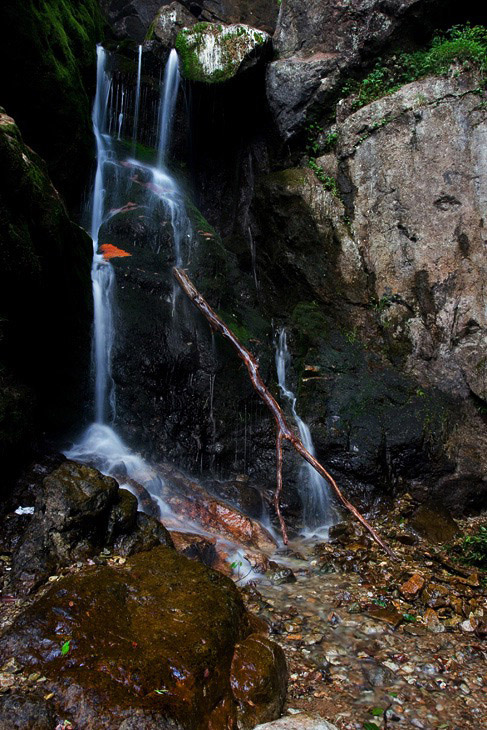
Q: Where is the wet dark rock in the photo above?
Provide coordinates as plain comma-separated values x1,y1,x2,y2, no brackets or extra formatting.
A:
170,531,218,567
113,511,173,556
10,461,173,591
0,546,286,729
410,504,460,544
269,567,297,586
230,633,287,729
207,476,265,519
0,692,57,730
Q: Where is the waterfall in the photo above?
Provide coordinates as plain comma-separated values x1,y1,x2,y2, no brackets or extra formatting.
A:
157,49,180,169
275,328,337,535
65,45,188,513
90,46,116,424
132,44,142,144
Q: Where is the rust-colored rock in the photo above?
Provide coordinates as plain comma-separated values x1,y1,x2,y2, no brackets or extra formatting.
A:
400,573,425,599
171,531,218,568
160,464,277,554
366,606,403,628
230,634,287,729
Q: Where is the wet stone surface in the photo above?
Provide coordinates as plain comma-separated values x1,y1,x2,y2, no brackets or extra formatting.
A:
241,505,487,730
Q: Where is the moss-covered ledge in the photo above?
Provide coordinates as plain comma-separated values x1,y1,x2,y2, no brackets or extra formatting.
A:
176,22,271,83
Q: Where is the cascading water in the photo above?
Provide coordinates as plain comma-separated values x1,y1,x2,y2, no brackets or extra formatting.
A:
65,45,189,513
132,44,142,145
275,328,337,536
65,43,276,566
157,49,180,169
90,46,116,424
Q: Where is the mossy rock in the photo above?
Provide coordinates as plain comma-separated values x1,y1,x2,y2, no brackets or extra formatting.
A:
176,22,270,83
0,546,286,728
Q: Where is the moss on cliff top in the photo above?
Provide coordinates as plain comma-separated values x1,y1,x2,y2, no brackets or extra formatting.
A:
0,0,105,208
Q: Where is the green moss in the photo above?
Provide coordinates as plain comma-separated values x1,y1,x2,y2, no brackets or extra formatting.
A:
263,168,308,189
291,302,328,352
0,0,105,205
175,23,268,83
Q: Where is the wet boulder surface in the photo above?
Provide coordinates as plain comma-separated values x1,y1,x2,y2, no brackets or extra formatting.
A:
0,546,286,729
10,461,173,593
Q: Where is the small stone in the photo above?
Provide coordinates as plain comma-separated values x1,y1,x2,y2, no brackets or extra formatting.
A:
0,673,14,690
423,608,445,634
1,657,21,674
399,573,425,599
271,568,297,585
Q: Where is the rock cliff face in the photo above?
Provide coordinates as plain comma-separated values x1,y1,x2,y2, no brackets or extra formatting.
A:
79,3,487,517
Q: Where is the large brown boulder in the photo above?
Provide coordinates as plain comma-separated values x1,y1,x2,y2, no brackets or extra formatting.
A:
0,546,287,729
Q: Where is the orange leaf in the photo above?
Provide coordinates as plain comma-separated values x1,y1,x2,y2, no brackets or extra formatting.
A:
100,244,132,260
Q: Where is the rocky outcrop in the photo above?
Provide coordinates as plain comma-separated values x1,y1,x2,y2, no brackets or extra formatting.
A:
266,0,472,141
11,461,173,591
0,546,287,728
249,69,487,512
0,114,92,487
148,1,197,46
100,0,278,41
176,22,271,83
0,0,104,208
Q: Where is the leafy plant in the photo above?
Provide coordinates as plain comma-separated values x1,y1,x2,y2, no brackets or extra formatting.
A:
308,159,341,198
402,613,416,622
61,640,71,656
344,24,487,110
459,526,487,567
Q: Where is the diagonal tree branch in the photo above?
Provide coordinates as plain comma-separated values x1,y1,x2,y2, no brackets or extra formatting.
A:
173,267,397,560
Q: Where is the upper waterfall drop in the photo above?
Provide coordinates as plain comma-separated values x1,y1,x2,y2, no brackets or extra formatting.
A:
91,45,116,424
275,328,337,535
132,44,143,144
157,49,180,170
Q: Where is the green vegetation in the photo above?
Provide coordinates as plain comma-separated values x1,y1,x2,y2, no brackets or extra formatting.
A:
0,0,105,204
306,122,338,156
176,23,267,83
308,159,341,199
458,526,487,568
343,24,487,110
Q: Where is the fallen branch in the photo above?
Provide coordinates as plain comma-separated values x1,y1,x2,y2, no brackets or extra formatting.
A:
173,267,397,560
